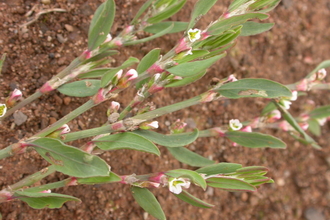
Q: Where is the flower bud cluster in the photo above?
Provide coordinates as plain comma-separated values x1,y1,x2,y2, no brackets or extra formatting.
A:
296,68,327,91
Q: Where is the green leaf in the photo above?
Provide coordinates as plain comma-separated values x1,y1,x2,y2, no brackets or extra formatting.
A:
201,27,242,49
131,0,154,25
167,146,215,167
261,102,277,116
206,177,256,192
225,131,286,148
175,50,210,64
14,191,80,209
208,13,269,35
144,22,188,34
88,0,115,50
215,78,292,99
240,21,274,36
81,50,118,64
147,0,186,24
308,119,321,136
167,55,224,77
166,169,206,190
124,23,174,46
196,163,242,175
309,105,330,119
57,80,101,97
166,70,207,87
274,101,321,149
137,48,161,74
187,0,218,30
133,129,199,147
235,166,269,175
31,138,110,178
174,190,214,208
131,187,166,220
77,172,121,185
78,68,111,79
228,0,250,12
250,0,281,13
95,132,160,156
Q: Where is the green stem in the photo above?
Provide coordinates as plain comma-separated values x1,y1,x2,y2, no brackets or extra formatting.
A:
0,146,13,159
0,91,42,121
23,179,70,193
63,94,203,142
10,165,56,191
34,100,96,138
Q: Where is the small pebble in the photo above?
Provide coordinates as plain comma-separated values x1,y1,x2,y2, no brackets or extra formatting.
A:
63,97,71,105
65,24,74,32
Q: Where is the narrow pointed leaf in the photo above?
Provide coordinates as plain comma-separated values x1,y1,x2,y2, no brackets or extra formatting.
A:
124,23,174,46
206,177,256,192
166,70,207,87
88,0,115,50
144,22,188,34
131,187,166,220
0,53,6,74
175,50,210,64
78,68,111,79
309,105,330,119
167,146,214,167
95,132,160,156
166,169,206,190
196,163,242,175
308,119,321,136
274,101,321,149
14,191,80,209
137,48,161,74
174,190,214,208
167,55,223,77
57,80,101,97
77,172,121,185
225,131,286,148
187,0,218,30
133,129,199,147
147,0,186,24
131,0,153,24
31,138,110,178
208,13,269,35
215,78,292,99
240,21,274,36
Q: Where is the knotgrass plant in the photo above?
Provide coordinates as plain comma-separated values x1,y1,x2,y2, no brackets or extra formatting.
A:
1,0,330,219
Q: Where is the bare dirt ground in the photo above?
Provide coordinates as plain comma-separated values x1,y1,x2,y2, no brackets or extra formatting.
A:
0,0,330,219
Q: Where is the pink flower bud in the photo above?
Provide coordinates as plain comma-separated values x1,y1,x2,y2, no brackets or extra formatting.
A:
82,50,92,59
241,126,252,132
148,84,164,94
104,34,112,43
227,74,238,82
267,110,281,123
139,121,159,130
279,120,292,131
175,38,191,54
123,25,134,34
59,124,70,134
67,177,78,186
109,101,120,113
125,69,138,81
211,127,225,137
39,81,55,93
40,190,51,193
147,63,164,75
296,78,308,91
200,91,217,103
92,88,107,104
317,68,327,80
299,122,309,131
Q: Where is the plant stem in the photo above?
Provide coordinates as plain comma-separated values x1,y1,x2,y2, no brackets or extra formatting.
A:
34,100,96,138
10,165,56,191
0,91,42,121
63,94,203,142
0,146,13,159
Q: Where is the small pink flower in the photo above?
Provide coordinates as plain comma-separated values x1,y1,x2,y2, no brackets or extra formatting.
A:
110,101,120,112
227,74,238,82
125,69,138,81
200,91,217,103
82,50,92,59
59,124,70,134
123,25,134,35
279,120,292,131
299,122,309,131
40,189,51,193
104,34,112,43
175,38,191,54
296,78,308,91
147,63,164,75
317,68,327,80
241,126,252,132
267,110,281,123
229,119,242,131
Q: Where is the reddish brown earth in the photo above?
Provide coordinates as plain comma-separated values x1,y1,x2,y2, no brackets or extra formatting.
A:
0,0,330,219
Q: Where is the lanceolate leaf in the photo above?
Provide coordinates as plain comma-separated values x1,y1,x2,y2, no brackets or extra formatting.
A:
225,131,286,148
309,105,330,119
137,48,161,74
57,80,101,97
131,187,166,220
14,191,80,209
130,0,153,25
187,0,218,30
147,0,186,24
144,22,188,34
206,177,256,192
167,146,215,167
88,0,115,50
167,55,224,77
240,21,274,36
174,190,214,208
77,172,121,185
215,78,292,99
196,163,242,175
31,138,110,178
308,119,321,136
274,101,321,149
133,129,199,147
78,68,111,79
166,70,207,88
166,169,207,190
95,132,160,156
208,13,269,35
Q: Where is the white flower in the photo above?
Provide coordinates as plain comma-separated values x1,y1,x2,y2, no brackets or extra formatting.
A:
317,118,327,126
168,178,190,194
60,124,70,134
0,104,7,117
280,100,292,110
187,28,201,42
290,91,298,101
229,119,242,130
